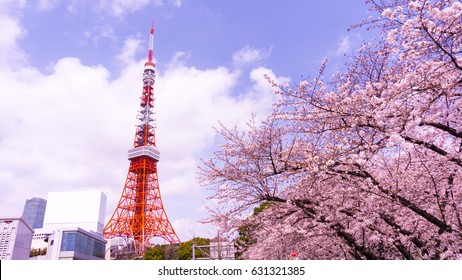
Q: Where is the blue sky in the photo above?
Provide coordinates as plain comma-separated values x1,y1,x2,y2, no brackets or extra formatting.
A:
20,0,372,76
0,0,378,241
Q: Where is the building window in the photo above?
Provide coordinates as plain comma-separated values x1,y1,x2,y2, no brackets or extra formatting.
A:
60,231,105,258
61,232,76,251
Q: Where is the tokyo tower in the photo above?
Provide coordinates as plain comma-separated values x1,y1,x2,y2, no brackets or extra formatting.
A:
104,23,180,256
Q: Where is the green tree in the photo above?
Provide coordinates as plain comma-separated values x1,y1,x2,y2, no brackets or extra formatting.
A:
29,247,47,258
142,245,165,260
235,202,271,259
178,237,210,260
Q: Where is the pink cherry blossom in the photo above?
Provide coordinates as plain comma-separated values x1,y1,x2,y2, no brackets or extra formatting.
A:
199,0,462,259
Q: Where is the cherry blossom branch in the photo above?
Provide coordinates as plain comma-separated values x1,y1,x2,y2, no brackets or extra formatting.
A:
419,121,462,139
401,135,462,167
332,164,453,234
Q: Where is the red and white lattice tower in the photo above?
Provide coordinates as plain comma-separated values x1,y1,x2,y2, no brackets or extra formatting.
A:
104,23,180,256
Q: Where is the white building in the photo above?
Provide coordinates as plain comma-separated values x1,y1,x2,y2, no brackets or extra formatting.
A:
0,217,34,260
43,191,106,234
28,191,107,260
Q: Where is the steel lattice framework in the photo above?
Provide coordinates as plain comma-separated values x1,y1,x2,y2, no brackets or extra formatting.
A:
103,23,180,256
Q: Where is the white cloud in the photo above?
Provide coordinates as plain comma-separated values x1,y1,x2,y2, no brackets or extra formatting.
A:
66,0,84,14
0,0,27,13
116,37,143,65
67,0,180,16
232,45,271,67
166,51,191,68
154,55,289,192
170,0,182,8
0,58,130,218
334,33,362,56
99,0,161,17
36,0,60,11
248,67,289,107
83,25,115,46
0,14,27,66
0,16,24,50
337,36,350,55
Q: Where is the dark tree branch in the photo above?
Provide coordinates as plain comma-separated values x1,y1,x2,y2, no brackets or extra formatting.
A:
401,135,462,167
419,122,462,139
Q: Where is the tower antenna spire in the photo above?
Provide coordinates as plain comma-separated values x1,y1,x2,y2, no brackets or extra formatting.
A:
148,19,154,62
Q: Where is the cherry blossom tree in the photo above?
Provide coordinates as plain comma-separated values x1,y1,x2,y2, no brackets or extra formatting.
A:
199,0,462,259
